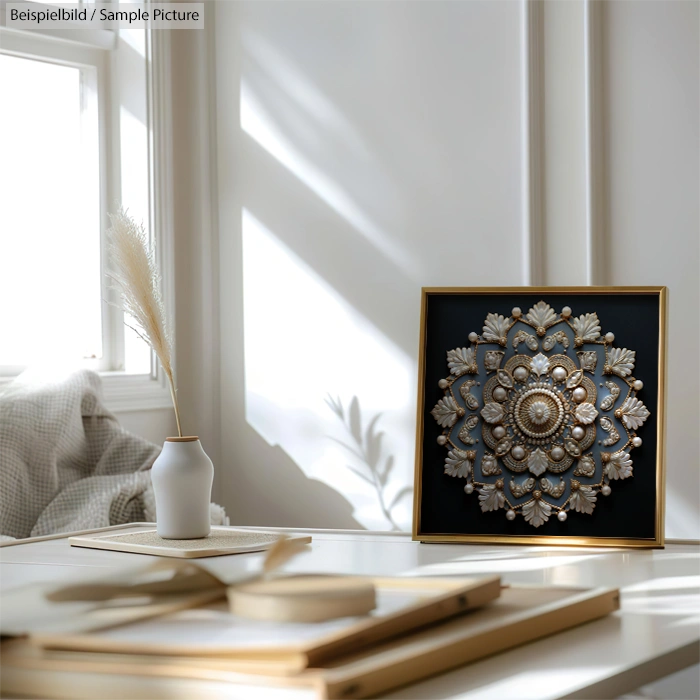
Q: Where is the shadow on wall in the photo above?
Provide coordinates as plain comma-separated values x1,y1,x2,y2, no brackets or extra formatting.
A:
222,0,523,531
239,209,415,531
325,395,412,532
234,419,364,530
230,13,422,531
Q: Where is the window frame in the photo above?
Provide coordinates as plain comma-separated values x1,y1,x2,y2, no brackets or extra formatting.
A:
0,1,174,411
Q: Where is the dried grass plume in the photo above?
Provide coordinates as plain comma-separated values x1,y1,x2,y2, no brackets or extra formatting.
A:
106,208,182,437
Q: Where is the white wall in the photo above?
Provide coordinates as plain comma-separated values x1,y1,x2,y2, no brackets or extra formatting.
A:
215,0,524,531
116,409,175,446
212,0,699,538
603,0,699,539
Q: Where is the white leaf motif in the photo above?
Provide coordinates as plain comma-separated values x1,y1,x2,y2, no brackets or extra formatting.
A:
444,449,475,478
478,484,505,512
530,353,550,377
483,351,505,371
605,451,633,480
483,313,512,344
573,313,601,342
575,403,598,425
618,397,650,430
513,330,538,351
528,448,549,477
481,453,501,476
447,347,476,376
600,381,621,411
481,402,505,424
543,331,569,351
523,498,552,528
510,478,536,498
600,416,620,446
526,301,558,329
458,415,479,445
570,483,597,514
431,396,460,428
540,477,565,498
606,347,636,378
577,351,598,373
460,380,479,410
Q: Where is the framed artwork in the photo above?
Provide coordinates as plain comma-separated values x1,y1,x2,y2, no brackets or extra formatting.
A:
413,287,667,548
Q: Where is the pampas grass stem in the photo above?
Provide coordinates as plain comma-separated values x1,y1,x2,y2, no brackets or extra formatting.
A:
107,208,183,437
168,375,183,438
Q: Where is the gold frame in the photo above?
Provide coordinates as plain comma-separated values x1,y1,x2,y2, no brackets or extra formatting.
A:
412,286,667,549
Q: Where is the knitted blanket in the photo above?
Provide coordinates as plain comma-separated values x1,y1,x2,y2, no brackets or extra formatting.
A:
0,370,224,539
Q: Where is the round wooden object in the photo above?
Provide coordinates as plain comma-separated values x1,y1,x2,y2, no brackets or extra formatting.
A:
227,575,376,623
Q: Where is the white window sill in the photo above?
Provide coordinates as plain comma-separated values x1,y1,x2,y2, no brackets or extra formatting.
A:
0,372,173,414
100,372,173,413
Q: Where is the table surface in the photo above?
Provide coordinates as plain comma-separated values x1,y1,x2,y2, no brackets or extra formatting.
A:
1,525,699,699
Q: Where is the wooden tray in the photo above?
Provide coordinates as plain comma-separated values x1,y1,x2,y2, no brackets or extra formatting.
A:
69,527,312,558
3,584,620,700
32,575,503,671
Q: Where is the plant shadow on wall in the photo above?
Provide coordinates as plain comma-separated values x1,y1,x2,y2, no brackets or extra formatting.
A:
326,395,412,531
231,17,424,531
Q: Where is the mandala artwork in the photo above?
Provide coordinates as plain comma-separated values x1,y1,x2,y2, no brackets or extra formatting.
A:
430,301,651,527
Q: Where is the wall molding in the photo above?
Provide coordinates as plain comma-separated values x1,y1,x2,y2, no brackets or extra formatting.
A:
520,0,545,286
583,0,606,285
168,9,222,488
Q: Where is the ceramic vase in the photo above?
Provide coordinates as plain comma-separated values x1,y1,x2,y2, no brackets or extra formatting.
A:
151,437,213,539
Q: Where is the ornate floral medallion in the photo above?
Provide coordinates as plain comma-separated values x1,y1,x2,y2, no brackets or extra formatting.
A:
430,301,650,527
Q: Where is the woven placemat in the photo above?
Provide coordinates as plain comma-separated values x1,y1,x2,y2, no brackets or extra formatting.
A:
69,528,311,558
99,530,279,549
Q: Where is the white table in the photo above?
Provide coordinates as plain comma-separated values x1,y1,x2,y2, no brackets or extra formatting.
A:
1,525,699,699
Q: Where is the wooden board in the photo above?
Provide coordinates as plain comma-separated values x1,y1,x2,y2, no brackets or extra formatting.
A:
316,584,620,698
33,576,503,671
69,527,312,558
2,584,620,700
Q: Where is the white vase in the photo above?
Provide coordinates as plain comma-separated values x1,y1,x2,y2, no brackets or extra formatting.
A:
151,437,214,539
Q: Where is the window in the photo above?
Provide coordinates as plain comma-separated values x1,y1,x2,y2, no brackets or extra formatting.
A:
0,2,166,402
0,54,103,368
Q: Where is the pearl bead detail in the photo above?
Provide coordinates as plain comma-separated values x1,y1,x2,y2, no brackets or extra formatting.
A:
550,446,565,461
552,367,567,382
437,435,447,445
513,366,529,382
468,332,478,343
572,426,585,441
493,387,508,402
632,436,642,447
512,307,522,318
561,306,572,318
492,426,506,439
572,387,587,403
557,511,568,522
464,483,474,495
511,446,526,461
438,379,448,389
602,484,611,496
605,332,615,343
633,380,643,391
506,509,516,521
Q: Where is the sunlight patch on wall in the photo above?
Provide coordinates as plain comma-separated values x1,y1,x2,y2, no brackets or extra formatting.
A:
242,210,414,530
240,82,417,278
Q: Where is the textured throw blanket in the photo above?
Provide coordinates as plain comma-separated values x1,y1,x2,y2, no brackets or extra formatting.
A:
0,370,225,539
